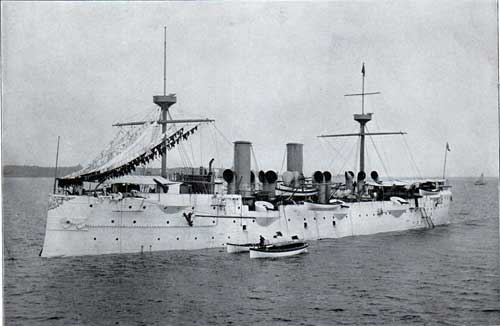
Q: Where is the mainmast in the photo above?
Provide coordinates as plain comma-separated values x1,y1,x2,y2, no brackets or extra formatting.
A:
318,64,405,173
349,63,378,172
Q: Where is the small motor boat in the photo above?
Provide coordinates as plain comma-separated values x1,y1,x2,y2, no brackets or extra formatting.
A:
226,242,259,253
249,241,309,259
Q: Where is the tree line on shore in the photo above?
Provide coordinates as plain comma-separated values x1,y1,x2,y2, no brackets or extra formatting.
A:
3,165,83,178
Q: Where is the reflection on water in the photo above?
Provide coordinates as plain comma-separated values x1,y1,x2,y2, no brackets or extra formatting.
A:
3,177,500,325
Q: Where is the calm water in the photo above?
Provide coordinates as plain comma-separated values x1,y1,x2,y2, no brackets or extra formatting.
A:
3,177,500,325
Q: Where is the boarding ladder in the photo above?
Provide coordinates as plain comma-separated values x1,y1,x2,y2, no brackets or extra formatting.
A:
420,207,435,229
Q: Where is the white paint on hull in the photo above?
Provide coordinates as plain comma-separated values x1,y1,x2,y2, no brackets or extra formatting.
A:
41,190,452,257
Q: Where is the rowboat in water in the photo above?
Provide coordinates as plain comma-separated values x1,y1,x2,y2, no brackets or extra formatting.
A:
226,242,259,253
249,241,309,259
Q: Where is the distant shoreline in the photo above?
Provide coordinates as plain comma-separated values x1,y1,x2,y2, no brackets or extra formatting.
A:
2,165,82,178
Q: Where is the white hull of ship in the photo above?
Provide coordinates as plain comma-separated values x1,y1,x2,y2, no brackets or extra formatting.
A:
41,191,452,257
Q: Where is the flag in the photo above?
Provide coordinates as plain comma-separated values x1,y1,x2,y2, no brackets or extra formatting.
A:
361,63,365,76
446,142,451,152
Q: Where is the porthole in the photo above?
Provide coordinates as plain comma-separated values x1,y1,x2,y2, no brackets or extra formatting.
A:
233,220,236,223
304,218,306,221
93,237,97,240
176,237,179,240
115,238,119,241
157,238,160,241
212,220,215,224
89,204,93,208
129,206,132,209
211,236,214,240
143,206,146,209
288,219,291,222
252,220,255,223
167,221,170,224
213,207,216,210
66,220,70,224
111,220,115,223
323,217,326,220
313,217,316,220
195,237,197,240
227,236,231,239
358,214,361,217
237,206,240,209
133,220,136,224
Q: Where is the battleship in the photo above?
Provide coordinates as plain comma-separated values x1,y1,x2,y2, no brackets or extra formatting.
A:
40,36,451,258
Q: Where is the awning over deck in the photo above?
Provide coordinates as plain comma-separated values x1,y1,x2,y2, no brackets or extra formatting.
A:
59,122,200,184
105,175,179,186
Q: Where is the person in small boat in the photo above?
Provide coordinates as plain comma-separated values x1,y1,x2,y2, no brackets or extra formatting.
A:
259,235,266,248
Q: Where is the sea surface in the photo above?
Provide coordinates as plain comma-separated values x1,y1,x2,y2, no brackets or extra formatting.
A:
3,177,500,325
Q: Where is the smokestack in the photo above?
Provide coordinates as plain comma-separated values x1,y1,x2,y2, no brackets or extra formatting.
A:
286,143,303,173
234,141,252,197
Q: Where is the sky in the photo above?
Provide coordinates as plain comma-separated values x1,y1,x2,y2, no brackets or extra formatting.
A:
2,1,498,178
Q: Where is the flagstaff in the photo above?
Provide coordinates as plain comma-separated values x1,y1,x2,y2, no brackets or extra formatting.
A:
52,136,60,194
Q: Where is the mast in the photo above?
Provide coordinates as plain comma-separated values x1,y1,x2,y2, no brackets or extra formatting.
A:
113,27,213,180
348,64,379,172
53,136,60,194
71,28,214,185
318,64,404,174
163,26,166,97
154,26,176,179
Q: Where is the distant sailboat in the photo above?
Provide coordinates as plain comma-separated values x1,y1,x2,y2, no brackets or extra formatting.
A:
474,173,486,185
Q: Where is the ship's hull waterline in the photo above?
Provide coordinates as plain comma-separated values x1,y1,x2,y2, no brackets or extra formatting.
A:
41,191,451,257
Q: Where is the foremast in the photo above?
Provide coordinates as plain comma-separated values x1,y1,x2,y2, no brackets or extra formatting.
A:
113,27,213,178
